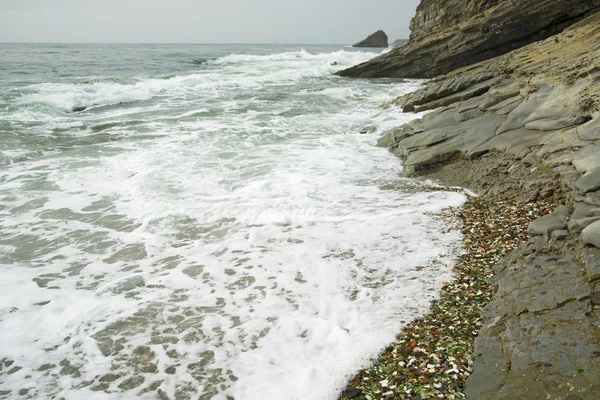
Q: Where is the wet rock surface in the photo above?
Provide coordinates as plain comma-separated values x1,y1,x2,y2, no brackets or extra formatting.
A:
367,12,600,400
466,238,600,400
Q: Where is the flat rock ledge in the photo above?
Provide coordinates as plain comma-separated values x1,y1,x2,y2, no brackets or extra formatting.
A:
377,13,600,399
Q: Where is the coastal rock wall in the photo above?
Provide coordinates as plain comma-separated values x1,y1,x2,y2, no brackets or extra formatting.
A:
335,0,600,78
377,13,600,399
409,0,502,39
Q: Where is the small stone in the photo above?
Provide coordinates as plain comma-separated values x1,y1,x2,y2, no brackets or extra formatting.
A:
343,388,363,398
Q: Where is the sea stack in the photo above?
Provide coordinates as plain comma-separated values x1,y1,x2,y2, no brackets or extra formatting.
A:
352,30,388,48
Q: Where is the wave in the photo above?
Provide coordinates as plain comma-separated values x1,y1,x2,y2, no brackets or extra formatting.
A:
212,48,383,67
16,79,170,113
8,48,385,117
190,57,213,65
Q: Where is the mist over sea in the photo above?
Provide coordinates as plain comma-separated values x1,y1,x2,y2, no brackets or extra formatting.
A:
0,43,465,399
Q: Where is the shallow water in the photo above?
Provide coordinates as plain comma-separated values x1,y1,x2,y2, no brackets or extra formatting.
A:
0,43,465,399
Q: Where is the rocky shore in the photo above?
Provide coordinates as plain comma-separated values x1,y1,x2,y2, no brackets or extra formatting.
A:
339,192,559,400
338,7,600,400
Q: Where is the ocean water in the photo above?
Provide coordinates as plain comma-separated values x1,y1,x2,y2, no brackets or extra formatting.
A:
0,43,465,400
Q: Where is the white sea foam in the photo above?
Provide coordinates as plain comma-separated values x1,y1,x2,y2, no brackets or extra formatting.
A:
10,49,386,118
0,47,464,400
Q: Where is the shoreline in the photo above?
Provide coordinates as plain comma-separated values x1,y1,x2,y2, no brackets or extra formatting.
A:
339,176,558,400
337,11,600,398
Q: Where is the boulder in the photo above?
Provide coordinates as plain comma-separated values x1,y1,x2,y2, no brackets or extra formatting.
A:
568,216,600,234
352,30,389,48
575,168,600,193
528,211,570,238
582,220,600,248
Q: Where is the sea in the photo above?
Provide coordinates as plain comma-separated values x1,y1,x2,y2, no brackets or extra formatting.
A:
0,43,466,400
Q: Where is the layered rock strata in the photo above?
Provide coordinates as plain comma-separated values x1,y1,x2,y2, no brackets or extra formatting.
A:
376,13,600,399
336,0,600,78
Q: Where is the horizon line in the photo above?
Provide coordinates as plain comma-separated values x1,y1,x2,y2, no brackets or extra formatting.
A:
0,41,357,46
0,39,407,46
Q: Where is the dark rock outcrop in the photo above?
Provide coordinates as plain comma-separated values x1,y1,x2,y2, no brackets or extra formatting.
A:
375,13,600,398
352,30,389,48
337,0,600,78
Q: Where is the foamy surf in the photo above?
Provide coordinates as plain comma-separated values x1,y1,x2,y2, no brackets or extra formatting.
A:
0,43,464,400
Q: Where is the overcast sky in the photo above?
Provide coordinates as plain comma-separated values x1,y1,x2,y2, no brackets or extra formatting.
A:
0,0,420,44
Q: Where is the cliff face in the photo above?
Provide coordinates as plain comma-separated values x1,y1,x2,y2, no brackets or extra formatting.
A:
408,0,502,40
336,0,600,78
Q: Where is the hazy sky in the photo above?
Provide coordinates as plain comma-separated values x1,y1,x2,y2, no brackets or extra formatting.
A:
0,0,420,44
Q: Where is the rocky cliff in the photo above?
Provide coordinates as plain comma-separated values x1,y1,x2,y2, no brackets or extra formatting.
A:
374,13,600,399
336,0,600,78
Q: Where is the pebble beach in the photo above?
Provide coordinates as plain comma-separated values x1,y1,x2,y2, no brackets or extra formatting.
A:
340,194,558,399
